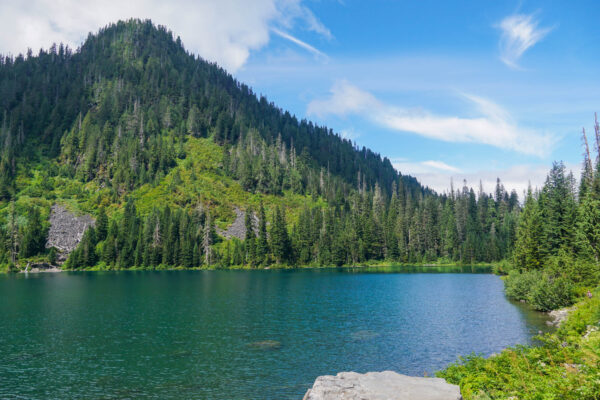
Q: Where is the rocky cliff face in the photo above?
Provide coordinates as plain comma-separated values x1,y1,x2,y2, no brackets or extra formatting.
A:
46,205,95,263
218,207,259,240
303,371,462,400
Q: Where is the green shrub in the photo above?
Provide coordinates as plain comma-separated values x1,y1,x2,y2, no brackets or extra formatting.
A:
546,251,600,288
438,288,600,399
504,270,541,301
48,247,57,265
527,275,574,311
492,259,514,275
505,269,576,311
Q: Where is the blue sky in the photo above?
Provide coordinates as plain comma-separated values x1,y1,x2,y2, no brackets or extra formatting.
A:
236,0,600,194
1,0,598,194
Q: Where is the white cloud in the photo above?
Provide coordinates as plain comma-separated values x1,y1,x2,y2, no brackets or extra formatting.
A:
497,14,552,69
307,80,378,117
271,28,327,59
277,1,333,40
392,161,581,197
0,0,329,73
421,160,461,173
339,128,360,141
392,159,460,176
392,162,538,196
307,81,557,156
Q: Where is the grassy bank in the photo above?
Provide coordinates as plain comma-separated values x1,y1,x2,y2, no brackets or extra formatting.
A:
1,258,495,273
437,287,600,399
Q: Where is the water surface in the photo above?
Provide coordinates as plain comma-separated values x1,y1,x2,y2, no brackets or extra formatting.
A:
0,268,550,399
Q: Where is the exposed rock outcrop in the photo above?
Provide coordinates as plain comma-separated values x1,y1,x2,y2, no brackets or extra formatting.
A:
547,307,575,327
219,207,259,239
303,371,461,400
45,205,95,263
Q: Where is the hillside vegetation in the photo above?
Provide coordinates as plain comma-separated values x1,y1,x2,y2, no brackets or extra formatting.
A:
0,19,521,271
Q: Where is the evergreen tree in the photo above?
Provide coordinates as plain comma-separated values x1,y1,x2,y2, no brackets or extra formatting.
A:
96,208,108,242
256,202,269,265
270,206,291,264
20,207,46,258
513,187,545,271
203,211,214,265
539,162,577,256
244,207,256,266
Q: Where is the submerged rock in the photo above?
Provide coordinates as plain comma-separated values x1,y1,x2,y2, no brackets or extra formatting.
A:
169,349,192,358
247,340,281,350
350,330,380,341
303,371,461,400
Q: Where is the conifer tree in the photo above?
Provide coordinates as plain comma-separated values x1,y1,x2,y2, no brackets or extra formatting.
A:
96,208,108,242
270,206,290,264
20,207,46,258
256,202,269,265
514,187,545,270
244,207,256,266
203,211,214,265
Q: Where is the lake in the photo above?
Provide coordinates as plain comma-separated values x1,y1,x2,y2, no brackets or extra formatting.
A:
0,268,550,399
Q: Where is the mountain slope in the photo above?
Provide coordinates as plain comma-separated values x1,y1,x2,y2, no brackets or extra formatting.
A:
0,19,519,270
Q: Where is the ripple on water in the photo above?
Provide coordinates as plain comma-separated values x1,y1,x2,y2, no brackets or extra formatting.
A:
247,340,282,350
0,269,552,400
351,330,381,341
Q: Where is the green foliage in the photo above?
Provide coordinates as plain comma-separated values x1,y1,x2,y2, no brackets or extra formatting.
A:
576,193,600,262
510,133,600,310
65,203,211,270
19,206,47,258
438,288,600,399
0,20,522,271
504,270,542,302
527,275,574,311
513,188,545,270
491,259,514,275
270,205,291,265
505,269,574,312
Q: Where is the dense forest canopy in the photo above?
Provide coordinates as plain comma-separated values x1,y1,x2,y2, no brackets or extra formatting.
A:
0,19,594,279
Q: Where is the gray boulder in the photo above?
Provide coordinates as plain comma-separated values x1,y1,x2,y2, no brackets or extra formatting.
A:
303,371,461,400
547,307,574,327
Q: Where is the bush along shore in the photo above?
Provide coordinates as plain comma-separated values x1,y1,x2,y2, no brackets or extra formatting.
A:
437,287,600,399
436,119,600,399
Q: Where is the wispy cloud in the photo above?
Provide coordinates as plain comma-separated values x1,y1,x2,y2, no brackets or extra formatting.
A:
497,14,552,69
339,128,360,141
392,159,461,174
271,28,327,59
281,2,333,40
307,81,557,156
421,160,461,173
391,161,575,196
0,0,331,73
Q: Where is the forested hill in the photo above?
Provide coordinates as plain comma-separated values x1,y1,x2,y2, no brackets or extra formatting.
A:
0,19,521,270
0,19,414,198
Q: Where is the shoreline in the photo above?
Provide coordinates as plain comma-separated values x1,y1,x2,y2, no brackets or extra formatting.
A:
19,266,63,273
3,262,494,274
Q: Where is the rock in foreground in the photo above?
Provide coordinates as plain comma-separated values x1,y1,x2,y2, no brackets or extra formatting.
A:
303,371,461,400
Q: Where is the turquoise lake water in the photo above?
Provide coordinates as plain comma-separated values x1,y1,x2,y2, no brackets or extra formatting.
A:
0,268,550,399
